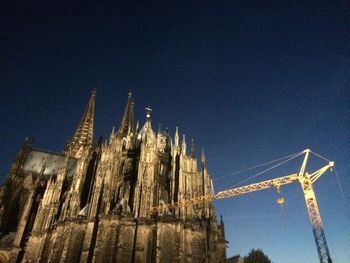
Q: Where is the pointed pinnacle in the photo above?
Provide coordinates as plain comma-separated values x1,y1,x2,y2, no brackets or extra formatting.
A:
181,134,186,155
174,126,179,146
191,138,195,158
201,148,206,168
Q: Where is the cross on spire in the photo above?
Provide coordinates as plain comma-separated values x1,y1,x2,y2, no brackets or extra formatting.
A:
145,106,152,119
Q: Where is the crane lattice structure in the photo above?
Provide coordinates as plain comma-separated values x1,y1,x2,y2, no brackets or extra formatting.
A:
151,149,334,263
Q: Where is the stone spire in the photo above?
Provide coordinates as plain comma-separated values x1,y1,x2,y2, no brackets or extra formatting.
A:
118,91,135,138
157,123,162,135
219,214,225,235
67,90,96,155
181,135,186,155
190,138,196,158
174,127,179,147
201,148,206,170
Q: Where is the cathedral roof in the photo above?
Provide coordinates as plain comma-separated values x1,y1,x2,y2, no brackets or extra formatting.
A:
22,149,77,178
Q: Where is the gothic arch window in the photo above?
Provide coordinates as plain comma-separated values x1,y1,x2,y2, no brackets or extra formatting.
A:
112,185,122,210
158,162,163,175
160,230,174,263
7,195,20,231
122,138,127,150
80,152,97,209
120,229,133,263
39,235,55,263
100,227,119,263
120,160,125,176
51,231,67,263
65,231,84,263
191,238,205,263
101,232,113,263
146,228,157,263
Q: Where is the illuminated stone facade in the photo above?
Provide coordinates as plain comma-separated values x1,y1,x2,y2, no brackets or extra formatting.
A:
0,92,226,262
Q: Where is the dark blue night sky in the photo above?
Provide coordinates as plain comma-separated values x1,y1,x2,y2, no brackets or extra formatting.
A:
1,1,349,262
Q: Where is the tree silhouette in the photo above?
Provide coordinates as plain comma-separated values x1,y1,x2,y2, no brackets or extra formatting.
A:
244,248,272,263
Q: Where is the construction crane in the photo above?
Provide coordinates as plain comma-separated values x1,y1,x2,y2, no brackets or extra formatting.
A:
151,149,334,263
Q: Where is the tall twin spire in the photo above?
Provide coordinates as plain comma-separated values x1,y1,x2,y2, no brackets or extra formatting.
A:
69,90,136,156
68,90,96,155
118,91,135,137
68,91,204,164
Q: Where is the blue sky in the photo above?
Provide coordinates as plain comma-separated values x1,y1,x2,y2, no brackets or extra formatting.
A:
0,1,349,262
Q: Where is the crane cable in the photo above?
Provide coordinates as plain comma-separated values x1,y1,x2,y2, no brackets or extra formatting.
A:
213,150,304,182
224,151,305,189
334,167,345,198
310,150,331,162
311,150,345,198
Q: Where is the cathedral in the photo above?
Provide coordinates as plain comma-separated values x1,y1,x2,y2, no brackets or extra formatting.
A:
0,91,227,263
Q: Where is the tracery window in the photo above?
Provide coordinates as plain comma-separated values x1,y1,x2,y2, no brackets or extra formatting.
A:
160,230,174,263
120,229,133,263
101,232,113,263
101,227,119,263
191,237,205,263
65,231,84,263
146,228,157,263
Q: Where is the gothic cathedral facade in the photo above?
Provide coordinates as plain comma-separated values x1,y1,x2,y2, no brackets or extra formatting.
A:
0,91,227,262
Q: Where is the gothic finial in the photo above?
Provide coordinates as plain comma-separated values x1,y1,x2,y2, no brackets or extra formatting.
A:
201,148,206,169
174,126,179,147
128,90,132,98
191,138,195,158
158,123,162,134
181,134,186,155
